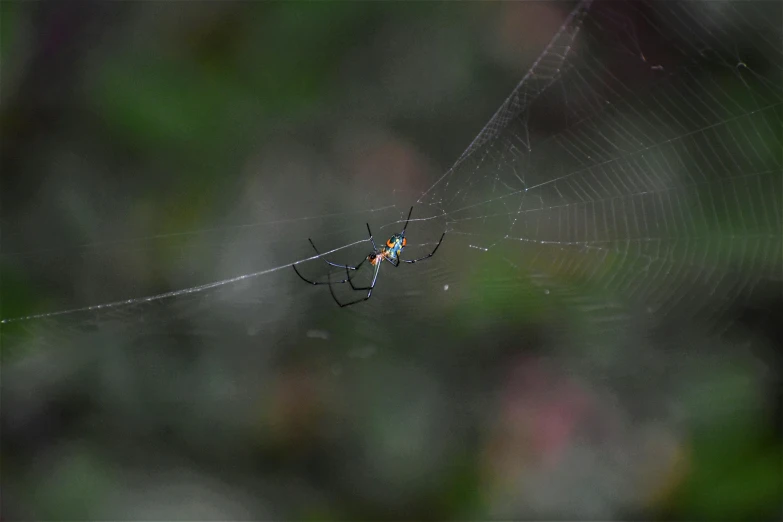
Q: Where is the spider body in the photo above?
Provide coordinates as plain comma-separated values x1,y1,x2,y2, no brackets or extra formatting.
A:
292,207,444,307
369,234,407,266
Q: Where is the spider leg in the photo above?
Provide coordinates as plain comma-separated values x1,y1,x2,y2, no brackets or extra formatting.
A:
366,223,378,251
330,257,381,307
401,206,414,234
345,260,375,290
400,232,446,264
308,238,360,271
384,255,400,268
292,263,353,285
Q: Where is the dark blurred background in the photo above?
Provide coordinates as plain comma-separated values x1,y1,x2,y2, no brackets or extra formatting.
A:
1,1,781,520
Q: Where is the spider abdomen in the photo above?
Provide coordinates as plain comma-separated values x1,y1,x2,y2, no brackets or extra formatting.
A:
385,234,406,257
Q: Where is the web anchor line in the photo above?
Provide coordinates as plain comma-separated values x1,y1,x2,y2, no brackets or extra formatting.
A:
1,239,369,324
417,0,594,205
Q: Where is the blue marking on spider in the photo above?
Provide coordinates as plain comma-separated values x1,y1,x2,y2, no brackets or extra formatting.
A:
292,206,445,307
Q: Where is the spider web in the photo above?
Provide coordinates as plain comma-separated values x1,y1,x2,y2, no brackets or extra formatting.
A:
416,0,783,336
2,2,782,518
2,0,781,344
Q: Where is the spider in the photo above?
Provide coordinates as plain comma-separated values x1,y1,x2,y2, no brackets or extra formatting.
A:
292,206,445,307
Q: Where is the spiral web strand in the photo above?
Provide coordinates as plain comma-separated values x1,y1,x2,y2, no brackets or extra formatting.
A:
420,0,782,332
